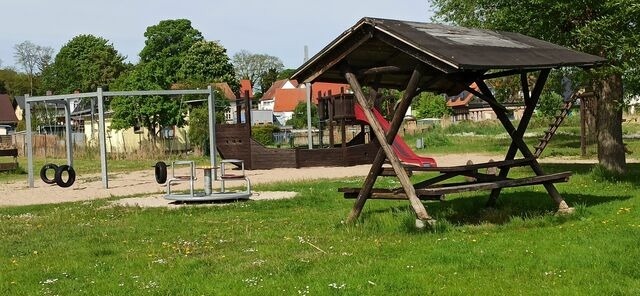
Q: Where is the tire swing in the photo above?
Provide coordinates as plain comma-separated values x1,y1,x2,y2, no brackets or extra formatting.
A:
40,163,58,184
54,165,76,188
154,161,168,184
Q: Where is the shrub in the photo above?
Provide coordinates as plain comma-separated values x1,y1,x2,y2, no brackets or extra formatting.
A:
252,125,280,146
537,91,564,118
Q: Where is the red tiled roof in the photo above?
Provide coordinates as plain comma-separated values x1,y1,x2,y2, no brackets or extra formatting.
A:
212,83,236,101
446,83,479,107
273,88,306,112
311,82,350,100
261,79,288,101
240,79,253,98
0,94,18,124
261,79,300,101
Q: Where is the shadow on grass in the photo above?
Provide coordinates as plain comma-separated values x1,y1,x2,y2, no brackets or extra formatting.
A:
434,191,631,226
358,190,632,229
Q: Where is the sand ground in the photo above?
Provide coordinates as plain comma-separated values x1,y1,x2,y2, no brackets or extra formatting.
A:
0,153,632,207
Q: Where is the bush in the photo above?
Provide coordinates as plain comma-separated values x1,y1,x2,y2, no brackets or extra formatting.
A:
537,91,564,118
444,120,504,135
423,128,452,147
252,125,280,146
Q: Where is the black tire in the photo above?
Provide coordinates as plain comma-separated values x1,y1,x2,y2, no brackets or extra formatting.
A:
40,163,58,184
55,165,76,188
155,161,168,184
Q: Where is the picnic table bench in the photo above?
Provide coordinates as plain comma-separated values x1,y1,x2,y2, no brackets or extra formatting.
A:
341,158,571,200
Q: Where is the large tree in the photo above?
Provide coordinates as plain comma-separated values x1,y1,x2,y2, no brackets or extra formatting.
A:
139,19,204,88
41,35,126,93
13,41,53,95
232,50,284,92
109,64,181,144
430,0,639,174
110,19,236,146
177,40,238,91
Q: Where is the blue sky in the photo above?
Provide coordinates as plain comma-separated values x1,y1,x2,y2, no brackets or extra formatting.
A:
1,0,433,71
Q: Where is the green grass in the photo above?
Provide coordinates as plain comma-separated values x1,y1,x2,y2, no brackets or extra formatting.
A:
404,126,640,158
1,164,640,295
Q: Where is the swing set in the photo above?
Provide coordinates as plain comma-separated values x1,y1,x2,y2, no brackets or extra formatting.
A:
24,86,251,201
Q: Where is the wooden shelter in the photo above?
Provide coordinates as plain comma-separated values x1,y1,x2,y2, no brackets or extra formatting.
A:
291,17,606,227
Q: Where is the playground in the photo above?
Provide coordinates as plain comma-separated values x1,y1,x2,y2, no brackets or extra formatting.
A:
2,16,640,295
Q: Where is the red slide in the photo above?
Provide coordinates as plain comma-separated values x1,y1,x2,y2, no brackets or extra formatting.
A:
354,104,437,167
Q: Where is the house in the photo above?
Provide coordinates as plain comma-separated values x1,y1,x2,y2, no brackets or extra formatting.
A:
0,94,18,135
259,79,298,111
13,96,25,121
272,87,307,126
446,83,525,122
213,79,256,124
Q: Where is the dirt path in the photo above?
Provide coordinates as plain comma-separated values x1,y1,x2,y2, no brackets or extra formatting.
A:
0,153,634,207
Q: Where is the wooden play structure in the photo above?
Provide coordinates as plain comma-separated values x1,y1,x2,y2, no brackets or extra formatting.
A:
290,17,606,227
0,147,18,172
216,94,379,169
0,136,18,171
216,90,438,170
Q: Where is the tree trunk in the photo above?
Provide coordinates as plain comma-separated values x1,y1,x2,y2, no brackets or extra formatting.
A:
596,73,626,174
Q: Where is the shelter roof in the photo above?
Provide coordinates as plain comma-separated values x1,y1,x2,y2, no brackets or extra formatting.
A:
291,17,606,95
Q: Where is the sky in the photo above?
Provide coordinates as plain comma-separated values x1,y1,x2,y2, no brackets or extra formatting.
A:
0,0,434,71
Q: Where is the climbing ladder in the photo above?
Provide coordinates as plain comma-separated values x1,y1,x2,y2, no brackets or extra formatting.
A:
533,90,593,158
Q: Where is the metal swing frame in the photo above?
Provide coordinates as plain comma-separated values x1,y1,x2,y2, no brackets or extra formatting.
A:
24,86,251,201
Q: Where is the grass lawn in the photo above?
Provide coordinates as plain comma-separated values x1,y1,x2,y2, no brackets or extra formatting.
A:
1,164,639,295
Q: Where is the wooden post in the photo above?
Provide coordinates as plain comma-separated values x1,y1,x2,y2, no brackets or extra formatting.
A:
345,66,434,226
475,78,572,213
487,70,548,206
245,90,252,126
329,92,335,147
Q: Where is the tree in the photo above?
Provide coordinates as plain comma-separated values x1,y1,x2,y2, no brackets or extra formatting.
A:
259,68,279,94
232,50,284,91
177,40,238,92
413,92,451,118
277,68,297,80
0,68,30,96
13,41,54,95
431,0,639,174
537,92,564,118
287,102,317,129
139,19,203,88
109,64,179,144
41,35,125,93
